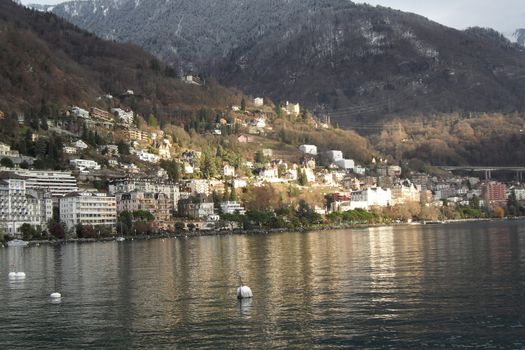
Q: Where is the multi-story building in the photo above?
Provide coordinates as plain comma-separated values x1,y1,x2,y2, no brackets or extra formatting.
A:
481,181,507,209
109,177,180,208
350,187,392,210
127,128,150,142
111,108,134,124
158,139,172,160
185,179,210,196
59,191,117,230
336,159,355,170
513,187,525,201
71,106,90,119
0,172,53,236
0,142,20,158
12,170,78,198
178,199,215,219
326,150,343,162
391,180,421,205
116,191,173,221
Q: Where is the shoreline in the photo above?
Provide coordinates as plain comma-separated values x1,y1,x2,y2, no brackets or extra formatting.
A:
6,216,525,247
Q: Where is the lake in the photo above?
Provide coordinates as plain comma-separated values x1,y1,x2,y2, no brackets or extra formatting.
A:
1,221,525,349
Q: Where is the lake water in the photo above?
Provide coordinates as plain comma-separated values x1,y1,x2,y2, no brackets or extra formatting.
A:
1,221,525,349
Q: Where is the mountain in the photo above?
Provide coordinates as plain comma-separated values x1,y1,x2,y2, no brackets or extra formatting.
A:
515,29,525,46
0,0,241,117
46,0,525,125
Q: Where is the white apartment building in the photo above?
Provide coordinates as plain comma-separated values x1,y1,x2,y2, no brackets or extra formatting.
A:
0,172,53,236
70,159,101,171
60,192,117,230
326,150,343,162
299,144,317,155
220,201,246,215
12,170,78,198
350,187,392,210
336,159,355,170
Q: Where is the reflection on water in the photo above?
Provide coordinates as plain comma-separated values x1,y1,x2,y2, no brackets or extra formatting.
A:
1,220,525,349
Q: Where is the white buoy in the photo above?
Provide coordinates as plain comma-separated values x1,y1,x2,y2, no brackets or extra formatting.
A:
8,272,26,280
236,275,253,299
50,292,62,299
237,285,253,299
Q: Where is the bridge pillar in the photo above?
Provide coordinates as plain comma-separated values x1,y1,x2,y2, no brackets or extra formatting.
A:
484,170,491,180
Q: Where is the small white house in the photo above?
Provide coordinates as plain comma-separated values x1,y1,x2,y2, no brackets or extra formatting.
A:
63,146,77,155
111,108,134,124
223,164,236,177
71,107,90,119
353,166,366,175
259,166,279,180
137,150,159,163
299,144,317,156
285,101,300,115
252,118,266,129
184,163,194,174
253,97,264,107
70,159,101,171
220,201,246,215
74,140,89,150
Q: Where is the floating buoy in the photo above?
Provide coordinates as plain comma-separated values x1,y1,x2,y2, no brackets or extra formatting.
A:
50,292,62,299
8,272,26,280
237,285,253,299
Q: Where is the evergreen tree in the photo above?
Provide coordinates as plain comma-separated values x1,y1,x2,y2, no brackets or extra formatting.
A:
148,114,158,128
200,151,218,179
229,187,238,202
297,168,307,186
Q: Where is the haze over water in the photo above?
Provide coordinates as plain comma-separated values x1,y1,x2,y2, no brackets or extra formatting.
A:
1,221,524,349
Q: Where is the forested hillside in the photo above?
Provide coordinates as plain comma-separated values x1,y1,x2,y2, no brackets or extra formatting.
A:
0,0,242,117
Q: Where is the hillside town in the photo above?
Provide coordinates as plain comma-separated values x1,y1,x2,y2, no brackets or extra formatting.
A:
0,97,522,240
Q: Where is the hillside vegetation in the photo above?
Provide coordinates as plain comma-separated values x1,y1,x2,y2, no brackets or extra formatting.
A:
374,113,525,166
0,0,242,116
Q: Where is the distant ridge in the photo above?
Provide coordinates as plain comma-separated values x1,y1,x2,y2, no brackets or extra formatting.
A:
47,0,525,124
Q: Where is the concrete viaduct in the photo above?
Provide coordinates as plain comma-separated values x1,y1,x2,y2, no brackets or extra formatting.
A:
440,166,525,181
